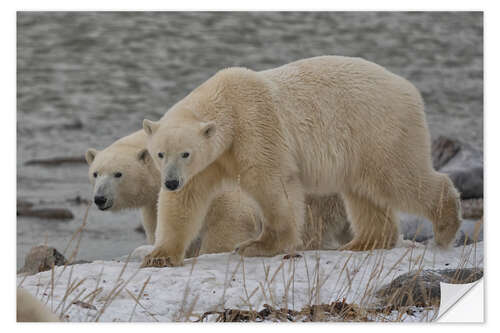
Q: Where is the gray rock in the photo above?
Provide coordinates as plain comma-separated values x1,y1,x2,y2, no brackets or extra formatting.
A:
18,245,90,275
432,136,462,170
18,245,67,275
17,207,74,220
17,199,34,210
446,167,483,199
134,224,145,234
24,156,86,166
375,268,483,308
461,198,483,219
66,195,90,205
432,136,483,199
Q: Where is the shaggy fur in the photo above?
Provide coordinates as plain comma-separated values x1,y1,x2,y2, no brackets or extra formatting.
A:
17,288,59,322
142,56,461,267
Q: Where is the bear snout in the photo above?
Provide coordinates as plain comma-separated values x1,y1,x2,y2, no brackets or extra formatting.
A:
94,195,108,208
165,179,180,191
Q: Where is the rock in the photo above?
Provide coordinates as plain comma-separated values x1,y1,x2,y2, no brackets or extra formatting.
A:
17,207,74,220
18,245,90,275
18,245,68,275
61,119,83,130
461,198,483,219
447,167,483,199
432,136,461,170
24,156,86,166
66,195,90,205
375,268,483,308
17,199,34,210
134,224,145,234
431,136,483,199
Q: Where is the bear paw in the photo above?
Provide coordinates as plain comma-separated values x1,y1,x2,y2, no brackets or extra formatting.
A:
140,248,183,268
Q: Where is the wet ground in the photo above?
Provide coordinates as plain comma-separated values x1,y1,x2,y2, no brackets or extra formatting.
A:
17,12,483,268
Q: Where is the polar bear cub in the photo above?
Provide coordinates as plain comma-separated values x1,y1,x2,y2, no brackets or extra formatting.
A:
142,55,461,267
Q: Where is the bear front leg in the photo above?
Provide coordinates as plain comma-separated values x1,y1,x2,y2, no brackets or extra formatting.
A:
236,175,305,257
141,203,157,245
141,189,206,268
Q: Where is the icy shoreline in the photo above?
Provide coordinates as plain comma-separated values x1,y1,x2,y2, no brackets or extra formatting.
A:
17,242,483,322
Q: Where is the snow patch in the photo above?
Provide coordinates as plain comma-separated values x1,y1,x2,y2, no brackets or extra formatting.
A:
17,242,483,322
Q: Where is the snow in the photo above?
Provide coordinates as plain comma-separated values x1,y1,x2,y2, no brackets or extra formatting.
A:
17,241,483,322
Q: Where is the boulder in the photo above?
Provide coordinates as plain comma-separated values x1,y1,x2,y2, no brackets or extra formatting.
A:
432,136,462,170
431,136,483,199
18,245,67,275
375,268,483,308
18,245,90,275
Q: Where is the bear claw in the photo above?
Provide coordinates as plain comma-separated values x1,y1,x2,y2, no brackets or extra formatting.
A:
140,253,180,268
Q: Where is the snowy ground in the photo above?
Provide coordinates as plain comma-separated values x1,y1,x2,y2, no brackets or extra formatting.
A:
17,241,483,322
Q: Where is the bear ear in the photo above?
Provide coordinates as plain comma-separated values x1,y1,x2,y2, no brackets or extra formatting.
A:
85,148,99,165
143,119,159,136
137,148,151,164
200,121,216,138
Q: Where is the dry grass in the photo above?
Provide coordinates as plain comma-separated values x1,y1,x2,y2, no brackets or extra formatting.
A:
17,202,153,322
191,214,483,323
17,198,483,323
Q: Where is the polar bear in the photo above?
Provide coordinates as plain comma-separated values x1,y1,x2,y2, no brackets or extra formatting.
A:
17,288,59,322
142,55,461,267
85,130,259,254
86,131,161,245
86,130,351,257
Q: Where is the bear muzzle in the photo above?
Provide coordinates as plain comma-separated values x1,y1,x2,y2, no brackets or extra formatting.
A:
94,195,112,210
164,179,180,191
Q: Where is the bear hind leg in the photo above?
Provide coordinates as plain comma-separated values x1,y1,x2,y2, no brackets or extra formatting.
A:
340,191,399,251
236,176,305,257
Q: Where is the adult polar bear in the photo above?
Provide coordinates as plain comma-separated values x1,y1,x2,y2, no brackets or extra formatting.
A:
142,56,461,267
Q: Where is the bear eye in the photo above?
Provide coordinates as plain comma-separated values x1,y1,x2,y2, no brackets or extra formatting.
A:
114,172,122,178
181,152,190,159
93,172,98,178
158,152,164,159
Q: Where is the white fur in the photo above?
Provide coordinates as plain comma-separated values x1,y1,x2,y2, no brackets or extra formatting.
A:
143,56,461,267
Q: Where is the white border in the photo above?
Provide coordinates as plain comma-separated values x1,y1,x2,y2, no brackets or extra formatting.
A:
5,1,496,332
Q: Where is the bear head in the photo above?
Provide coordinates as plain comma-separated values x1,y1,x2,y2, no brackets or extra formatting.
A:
143,118,218,192
85,142,158,211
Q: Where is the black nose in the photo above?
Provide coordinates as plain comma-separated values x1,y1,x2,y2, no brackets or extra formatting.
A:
94,196,107,206
165,179,179,190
